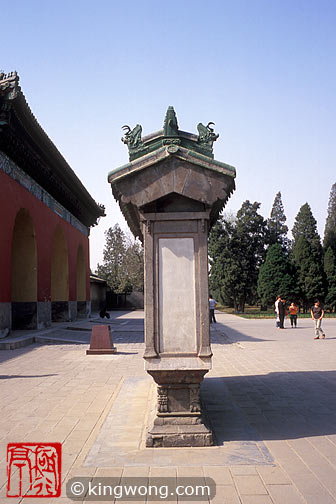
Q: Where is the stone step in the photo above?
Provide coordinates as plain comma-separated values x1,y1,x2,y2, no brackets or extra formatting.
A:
35,335,86,345
0,334,35,350
0,333,87,349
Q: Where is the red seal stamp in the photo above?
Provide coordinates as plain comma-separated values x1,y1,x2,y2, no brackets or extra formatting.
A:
7,443,61,498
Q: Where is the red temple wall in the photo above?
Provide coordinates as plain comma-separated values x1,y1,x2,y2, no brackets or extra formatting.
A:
0,169,90,303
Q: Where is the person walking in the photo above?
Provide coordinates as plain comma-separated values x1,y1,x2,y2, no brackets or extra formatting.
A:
209,294,217,324
289,302,298,328
278,297,286,329
311,300,326,340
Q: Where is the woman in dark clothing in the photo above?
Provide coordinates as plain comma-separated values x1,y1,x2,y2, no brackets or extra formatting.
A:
278,298,286,329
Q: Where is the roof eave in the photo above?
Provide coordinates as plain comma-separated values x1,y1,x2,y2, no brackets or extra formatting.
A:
108,145,236,185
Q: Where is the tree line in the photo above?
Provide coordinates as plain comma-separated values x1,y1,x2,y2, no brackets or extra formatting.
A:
96,224,144,294
97,184,336,313
209,184,336,313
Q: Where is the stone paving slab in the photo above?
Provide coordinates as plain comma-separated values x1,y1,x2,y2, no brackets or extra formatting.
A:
84,376,273,468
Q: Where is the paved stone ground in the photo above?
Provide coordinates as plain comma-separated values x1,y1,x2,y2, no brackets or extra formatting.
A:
0,311,336,503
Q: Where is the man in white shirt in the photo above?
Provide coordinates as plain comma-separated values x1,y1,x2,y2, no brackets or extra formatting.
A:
274,295,280,328
209,294,217,324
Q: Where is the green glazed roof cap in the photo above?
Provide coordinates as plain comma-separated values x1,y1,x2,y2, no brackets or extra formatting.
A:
121,106,221,162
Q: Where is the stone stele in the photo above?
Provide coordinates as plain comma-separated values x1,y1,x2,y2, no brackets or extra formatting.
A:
108,107,236,447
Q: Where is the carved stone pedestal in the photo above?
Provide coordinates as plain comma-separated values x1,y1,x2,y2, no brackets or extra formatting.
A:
146,370,212,447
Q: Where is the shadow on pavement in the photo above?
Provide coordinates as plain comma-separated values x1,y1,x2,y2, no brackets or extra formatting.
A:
0,374,57,379
0,343,41,364
211,324,271,344
202,372,336,443
115,351,139,355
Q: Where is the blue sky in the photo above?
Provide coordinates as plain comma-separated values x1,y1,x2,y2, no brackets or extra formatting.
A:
2,0,336,268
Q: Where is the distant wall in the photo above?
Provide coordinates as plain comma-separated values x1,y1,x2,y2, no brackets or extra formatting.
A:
126,291,144,309
90,281,107,313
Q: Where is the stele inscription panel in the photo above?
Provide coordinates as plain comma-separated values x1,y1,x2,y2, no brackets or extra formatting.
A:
158,237,196,353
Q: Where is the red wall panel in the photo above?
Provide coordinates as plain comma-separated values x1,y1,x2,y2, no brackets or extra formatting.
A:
0,170,90,303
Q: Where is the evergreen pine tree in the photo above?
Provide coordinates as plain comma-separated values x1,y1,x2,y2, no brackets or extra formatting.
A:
292,204,325,310
209,201,267,312
267,192,289,248
209,219,246,310
292,203,320,248
292,235,324,311
292,202,324,263
324,246,336,311
324,246,336,278
257,244,296,307
324,183,336,254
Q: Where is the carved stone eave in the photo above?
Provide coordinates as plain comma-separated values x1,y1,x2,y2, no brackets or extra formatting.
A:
109,145,236,240
109,145,236,182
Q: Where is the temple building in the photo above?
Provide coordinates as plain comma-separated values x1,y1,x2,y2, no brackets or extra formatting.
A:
0,72,105,335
